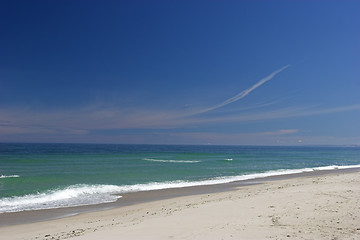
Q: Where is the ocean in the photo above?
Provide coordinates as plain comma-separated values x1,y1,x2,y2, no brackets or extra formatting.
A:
1,143,359,214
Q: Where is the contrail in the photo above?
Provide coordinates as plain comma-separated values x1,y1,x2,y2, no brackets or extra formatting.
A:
199,65,290,114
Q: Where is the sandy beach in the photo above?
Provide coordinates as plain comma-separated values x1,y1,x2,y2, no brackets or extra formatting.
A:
1,170,359,240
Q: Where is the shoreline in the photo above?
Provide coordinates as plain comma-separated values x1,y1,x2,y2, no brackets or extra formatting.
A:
1,167,359,227
1,168,359,239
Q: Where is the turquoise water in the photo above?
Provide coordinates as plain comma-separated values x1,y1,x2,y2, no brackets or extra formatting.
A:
0,143,359,213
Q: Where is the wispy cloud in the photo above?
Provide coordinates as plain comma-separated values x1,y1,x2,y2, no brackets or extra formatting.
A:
190,104,360,125
1,104,359,136
259,129,299,135
1,63,360,145
167,130,360,146
198,65,290,114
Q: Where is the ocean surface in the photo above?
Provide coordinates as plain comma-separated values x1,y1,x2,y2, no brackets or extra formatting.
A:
1,143,360,213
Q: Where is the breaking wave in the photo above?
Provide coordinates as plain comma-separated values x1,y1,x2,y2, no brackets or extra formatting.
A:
0,184,122,213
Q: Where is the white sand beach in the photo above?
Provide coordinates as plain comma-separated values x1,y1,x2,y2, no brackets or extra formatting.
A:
1,170,359,240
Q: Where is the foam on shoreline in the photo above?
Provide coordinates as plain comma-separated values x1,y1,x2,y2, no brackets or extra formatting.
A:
1,164,360,214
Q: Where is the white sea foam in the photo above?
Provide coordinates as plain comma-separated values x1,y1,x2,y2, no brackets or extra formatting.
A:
143,158,201,163
93,164,360,195
0,175,20,179
0,184,122,213
1,164,359,213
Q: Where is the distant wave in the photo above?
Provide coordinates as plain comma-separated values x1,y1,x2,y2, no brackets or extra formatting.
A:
224,158,233,161
143,158,201,163
216,158,233,162
1,164,359,213
0,175,20,179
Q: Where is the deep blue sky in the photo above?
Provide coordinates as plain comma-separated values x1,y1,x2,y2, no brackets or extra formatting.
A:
1,0,359,145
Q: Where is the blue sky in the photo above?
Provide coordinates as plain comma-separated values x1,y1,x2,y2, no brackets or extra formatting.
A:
1,0,359,145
